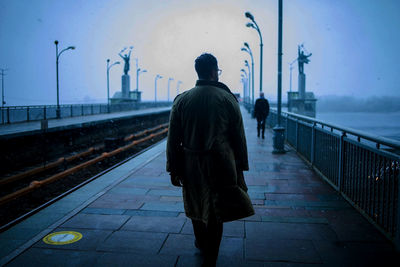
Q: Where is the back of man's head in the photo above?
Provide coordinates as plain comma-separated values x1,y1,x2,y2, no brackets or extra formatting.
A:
195,53,218,80
260,92,264,98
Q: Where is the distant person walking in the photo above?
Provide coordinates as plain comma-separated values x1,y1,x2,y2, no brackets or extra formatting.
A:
167,53,254,266
254,92,270,139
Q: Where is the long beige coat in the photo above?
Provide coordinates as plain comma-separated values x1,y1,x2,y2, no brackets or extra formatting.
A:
166,80,254,223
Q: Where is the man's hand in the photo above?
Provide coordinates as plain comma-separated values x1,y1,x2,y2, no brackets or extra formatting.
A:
170,173,183,187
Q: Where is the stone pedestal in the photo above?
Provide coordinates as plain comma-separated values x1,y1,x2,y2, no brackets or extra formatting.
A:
298,73,306,99
121,75,130,98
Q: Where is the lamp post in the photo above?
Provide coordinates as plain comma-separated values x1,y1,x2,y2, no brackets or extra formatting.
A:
136,68,147,92
245,60,251,103
107,59,120,112
240,69,248,105
154,74,163,102
241,42,255,105
176,80,182,96
55,40,75,119
273,0,286,154
167,77,174,102
0,68,8,124
245,12,263,93
240,75,246,103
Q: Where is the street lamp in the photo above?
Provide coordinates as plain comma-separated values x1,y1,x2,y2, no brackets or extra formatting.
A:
167,77,174,102
55,40,75,119
107,59,120,112
176,81,182,96
154,74,163,102
241,42,255,105
245,60,251,104
240,69,248,104
240,75,247,103
245,12,263,94
136,68,147,92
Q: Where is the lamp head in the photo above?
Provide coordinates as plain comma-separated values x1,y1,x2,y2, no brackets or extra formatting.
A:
244,42,249,49
142,69,147,73
246,22,255,28
68,46,75,50
107,59,110,63
54,40,58,45
116,61,120,64
245,12,254,21
241,48,247,52
240,68,245,72
245,60,249,65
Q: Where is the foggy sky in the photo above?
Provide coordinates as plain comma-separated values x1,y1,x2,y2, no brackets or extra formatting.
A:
0,0,399,105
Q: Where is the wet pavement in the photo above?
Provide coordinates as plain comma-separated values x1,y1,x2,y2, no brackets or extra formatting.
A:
1,107,399,266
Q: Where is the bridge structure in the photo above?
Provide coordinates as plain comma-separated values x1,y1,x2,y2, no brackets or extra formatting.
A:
0,106,399,266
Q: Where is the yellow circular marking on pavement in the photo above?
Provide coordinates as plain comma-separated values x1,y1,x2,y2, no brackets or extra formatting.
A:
43,231,82,245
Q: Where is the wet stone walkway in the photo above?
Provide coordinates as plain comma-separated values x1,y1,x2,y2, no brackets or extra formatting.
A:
2,107,399,266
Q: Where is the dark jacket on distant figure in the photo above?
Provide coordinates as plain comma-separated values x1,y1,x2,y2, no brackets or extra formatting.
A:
166,80,254,224
254,97,270,120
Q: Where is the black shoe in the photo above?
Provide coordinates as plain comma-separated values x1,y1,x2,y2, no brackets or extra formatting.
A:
262,135,265,139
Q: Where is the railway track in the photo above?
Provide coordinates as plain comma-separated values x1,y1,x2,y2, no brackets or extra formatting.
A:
0,123,169,230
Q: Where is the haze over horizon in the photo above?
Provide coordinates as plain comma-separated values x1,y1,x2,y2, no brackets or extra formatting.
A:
1,0,399,106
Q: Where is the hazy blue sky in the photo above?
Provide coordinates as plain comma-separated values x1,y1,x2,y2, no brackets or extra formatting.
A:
0,0,399,105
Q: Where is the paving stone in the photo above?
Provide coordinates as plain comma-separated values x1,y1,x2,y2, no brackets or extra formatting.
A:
61,214,130,230
254,207,309,218
7,248,101,267
81,207,126,215
121,216,186,233
34,228,113,251
161,196,184,201
312,240,398,266
96,252,177,267
141,202,185,212
264,200,351,209
123,209,179,217
245,221,337,241
147,189,182,197
0,227,43,241
261,216,329,224
245,239,322,263
265,193,318,201
108,187,149,195
159,233,198,256
97,231,167,253
329,222,388,242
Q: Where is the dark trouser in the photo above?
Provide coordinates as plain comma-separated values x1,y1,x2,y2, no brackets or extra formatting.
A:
257,117,266,137
192,218,223,266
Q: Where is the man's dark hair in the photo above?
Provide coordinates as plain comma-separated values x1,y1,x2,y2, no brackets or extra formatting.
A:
195,53,218,79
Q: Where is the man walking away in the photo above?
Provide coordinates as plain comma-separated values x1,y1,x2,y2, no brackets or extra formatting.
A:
167,53,254,266
254,92,270,139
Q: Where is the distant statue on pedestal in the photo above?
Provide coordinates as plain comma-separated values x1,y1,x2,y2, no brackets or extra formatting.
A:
119,46,133,75
297,45,312,74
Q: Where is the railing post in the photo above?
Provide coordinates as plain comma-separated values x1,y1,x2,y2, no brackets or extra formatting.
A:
27,107,30,122
311,122,316,166
81,105,83,116
295,119,299,150
43,106,46,120
338,131,346,191
91,104,93,115
71,105,73,117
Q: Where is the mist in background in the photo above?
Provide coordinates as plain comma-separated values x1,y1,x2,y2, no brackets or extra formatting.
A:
0,0,399,108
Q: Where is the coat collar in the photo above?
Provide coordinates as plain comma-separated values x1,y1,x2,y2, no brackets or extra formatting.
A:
195,80,238,102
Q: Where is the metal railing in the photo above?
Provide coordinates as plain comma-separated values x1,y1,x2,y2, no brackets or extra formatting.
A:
267,109,400,246
0,101,171,124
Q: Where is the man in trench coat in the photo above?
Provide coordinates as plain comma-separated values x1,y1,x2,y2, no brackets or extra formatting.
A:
167,53,254,266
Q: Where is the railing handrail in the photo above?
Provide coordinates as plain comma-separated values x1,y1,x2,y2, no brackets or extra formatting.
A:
271,108,400,150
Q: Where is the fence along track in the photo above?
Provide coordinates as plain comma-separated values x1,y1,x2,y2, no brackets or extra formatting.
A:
0,124,169,206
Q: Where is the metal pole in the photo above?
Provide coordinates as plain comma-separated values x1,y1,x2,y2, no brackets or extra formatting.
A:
1,69,5,124
273,0,285,154
155,76,158,102
277,0,283,127
55,41,60,119
251,60,255,105
107,59,110,112
135,58,139,92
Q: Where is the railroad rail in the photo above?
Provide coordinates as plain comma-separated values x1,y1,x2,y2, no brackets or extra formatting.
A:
0,123,169,229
